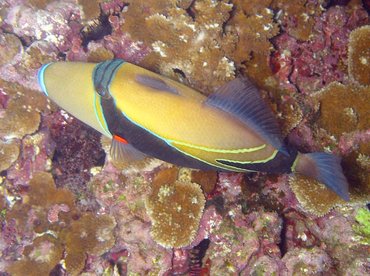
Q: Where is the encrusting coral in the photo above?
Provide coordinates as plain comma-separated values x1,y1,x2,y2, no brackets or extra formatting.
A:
227,0,279,89
4,172,116,275
314,82,369,138
289,175,346,216
0,139,19,172
348,25,370,86
122,0,236,93
62,212,116,275
145,168,206,248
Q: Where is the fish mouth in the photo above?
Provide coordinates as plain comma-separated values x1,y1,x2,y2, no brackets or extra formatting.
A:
37,63,53,96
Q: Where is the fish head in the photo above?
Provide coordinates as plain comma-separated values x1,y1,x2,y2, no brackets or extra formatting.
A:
37,61,112,137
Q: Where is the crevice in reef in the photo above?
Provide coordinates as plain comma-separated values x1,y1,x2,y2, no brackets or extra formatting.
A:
173,68,187,80
189,239,210,274
81,13,112,48
279,213,288,256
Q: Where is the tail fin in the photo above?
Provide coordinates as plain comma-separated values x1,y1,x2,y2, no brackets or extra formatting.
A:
293,152,349,201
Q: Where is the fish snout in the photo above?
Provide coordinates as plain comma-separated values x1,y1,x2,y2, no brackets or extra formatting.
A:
37,63,53,96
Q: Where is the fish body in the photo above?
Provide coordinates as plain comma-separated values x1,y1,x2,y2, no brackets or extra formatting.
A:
38,59,349,200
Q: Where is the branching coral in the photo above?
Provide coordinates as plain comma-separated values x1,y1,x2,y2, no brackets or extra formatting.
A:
146,168,206,248
348,25,370,86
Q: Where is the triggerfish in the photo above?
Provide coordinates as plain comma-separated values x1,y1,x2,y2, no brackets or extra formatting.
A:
38,59,349,200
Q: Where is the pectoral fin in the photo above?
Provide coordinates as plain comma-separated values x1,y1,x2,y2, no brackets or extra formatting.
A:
110,135,147,163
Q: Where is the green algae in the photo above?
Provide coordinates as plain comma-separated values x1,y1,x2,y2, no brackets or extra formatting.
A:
353,207,370,245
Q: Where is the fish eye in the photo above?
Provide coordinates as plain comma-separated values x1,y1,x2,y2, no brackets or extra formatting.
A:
96,85,111,99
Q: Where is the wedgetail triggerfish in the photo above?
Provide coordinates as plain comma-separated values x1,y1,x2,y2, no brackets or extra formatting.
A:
38,59,349,200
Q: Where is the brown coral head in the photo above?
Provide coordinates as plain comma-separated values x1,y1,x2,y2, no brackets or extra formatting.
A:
348,25,370,86
146,179,206,248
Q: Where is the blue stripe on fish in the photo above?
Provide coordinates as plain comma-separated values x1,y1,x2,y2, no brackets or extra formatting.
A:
38,63,53,97
93,59,125,98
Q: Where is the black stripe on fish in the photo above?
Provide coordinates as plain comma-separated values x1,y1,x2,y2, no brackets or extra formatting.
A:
98,92,223,170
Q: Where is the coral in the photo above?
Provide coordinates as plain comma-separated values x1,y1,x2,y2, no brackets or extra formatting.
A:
78,0,101,21
314,81,370,138
122,0,236,93
3,172,115,275
348,25,370,86
227,0,279,89
1,0,369,274
28,0,53,10
0,33,23,66
145,168,206,248
63,212,116,274
0,139,19,172
190,170,217,195
289,175,346,216
6,235,63,276
271,5,369,94
6,130,55,187
271,0,323,41
0,80,48,139
90,161,174,274
282,247,333,274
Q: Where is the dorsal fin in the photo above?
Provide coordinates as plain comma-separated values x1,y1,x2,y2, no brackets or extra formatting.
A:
205,77,285,153
135,74,179,95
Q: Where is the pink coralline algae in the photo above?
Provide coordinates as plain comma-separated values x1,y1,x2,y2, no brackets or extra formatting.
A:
272,5,369,94
0,0,369,275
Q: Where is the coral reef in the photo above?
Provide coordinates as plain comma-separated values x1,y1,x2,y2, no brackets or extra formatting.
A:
0,0,369,274
3,172,115,275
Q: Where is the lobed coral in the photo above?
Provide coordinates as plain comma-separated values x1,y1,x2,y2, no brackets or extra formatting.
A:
289,175,346,216
348,25,370,86
121,0,236,93
0,139,19,172
3,172,115,275
63,212,116,275
146,168,206,248
272,0,324,41
314,82,369,139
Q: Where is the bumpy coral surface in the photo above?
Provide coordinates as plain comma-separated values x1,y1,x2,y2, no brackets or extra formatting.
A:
348,25,370,86
0,0,369,275
146,168,206,248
